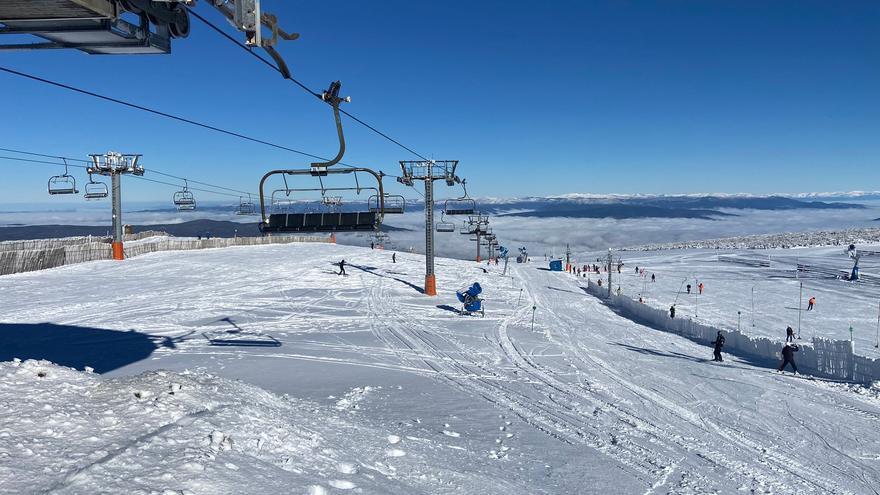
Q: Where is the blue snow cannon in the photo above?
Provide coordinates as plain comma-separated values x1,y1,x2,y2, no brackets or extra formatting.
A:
456,283,484,316
549,259,563,271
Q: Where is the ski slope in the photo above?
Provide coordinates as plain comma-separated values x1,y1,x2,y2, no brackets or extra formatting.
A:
610,246,880,355
2,242,880,494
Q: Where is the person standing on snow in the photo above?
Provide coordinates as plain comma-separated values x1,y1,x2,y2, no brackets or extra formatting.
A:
711,331,725,362
651,273,656,283
686,284,692,294
807,296,816,311
669,305,676,319
778,343,800,373
785,325,794,343
337,259,347,276
698,282,704,294
392,252,396,263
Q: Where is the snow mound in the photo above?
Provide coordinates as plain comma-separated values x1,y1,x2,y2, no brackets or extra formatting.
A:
0,360,497,494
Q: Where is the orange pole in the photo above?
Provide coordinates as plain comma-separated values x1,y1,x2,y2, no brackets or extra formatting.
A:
330,233,337,244
425,274,437,296
111,241,124,260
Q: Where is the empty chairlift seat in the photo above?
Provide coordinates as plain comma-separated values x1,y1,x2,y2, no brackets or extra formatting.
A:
262,211,378,233
47,174,78,195
83,176,108,199
369,194,405,214
444,198,476,216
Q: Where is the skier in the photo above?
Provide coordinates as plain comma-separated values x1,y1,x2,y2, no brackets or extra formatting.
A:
698,282,704,294
669,305,676,319
651,273,656,283
635,266,639,274
686,284,692,294
807,296,816,311
337,259,346,276
392,252,396,263
597,279,603,287
370,241,374,250
711,331,725,362
778,343,800,374
785,325,794,343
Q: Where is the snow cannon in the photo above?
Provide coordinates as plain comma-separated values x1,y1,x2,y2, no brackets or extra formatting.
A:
456,283,484,316
549,259,563,272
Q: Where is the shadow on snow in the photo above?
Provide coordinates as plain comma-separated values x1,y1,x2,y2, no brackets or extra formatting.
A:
0,322,180,373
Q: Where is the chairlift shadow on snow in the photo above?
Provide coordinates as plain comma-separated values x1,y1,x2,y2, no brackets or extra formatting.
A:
546,286,581,295
611,342,710,363
436,304,461,315
201,317,281,347
0,322,172,374
348,263,424,294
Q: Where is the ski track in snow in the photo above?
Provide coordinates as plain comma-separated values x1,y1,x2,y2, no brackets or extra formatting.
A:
2,242,880,493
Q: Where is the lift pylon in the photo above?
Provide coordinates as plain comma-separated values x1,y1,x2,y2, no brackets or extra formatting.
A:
87,151,144,260
398,160,460,296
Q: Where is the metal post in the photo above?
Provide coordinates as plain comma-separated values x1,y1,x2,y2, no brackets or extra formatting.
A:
607,249,612,298
476,231,481,262
531,304,536,332
424,177,436,296
694,278,698,318
111,172,124,260
876,300,880,348
517,288,523,305
738,310,742,334
751,286,756,327
797,281,803,339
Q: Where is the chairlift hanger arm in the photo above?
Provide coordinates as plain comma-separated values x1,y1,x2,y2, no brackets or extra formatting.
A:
310,81,351,173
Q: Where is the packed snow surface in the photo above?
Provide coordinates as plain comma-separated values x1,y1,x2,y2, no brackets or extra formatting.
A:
2,242,880,493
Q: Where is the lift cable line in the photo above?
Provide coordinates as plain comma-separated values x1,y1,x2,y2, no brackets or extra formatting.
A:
0,66,327,161
185,6,430,162
0,154,247,199
0,69,416,183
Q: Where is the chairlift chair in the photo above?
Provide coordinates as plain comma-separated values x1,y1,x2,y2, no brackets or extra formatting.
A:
436,211,456,233
83,173,108,200
444,179,476,215
258,80,386,234
236,195,256,215
47,158,79,195
369,194,405,214
173,180,196,211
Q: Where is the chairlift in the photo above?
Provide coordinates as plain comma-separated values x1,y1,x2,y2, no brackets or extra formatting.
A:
369,193,406,214
258,81,386,234
236,195,256,215
436,211,456,233
83,173,109,200
173,180,196,211
47,158,79,195
444,179,476,215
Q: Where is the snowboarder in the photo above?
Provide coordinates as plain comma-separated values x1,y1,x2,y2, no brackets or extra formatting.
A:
712,331,725,362
669,305,676,319
698,282,704,294
337,259,346,276
785,325,794,343
392,252,396,263
686,284,692,294
807,296,816,311
778,343,800,373
651,273,656,283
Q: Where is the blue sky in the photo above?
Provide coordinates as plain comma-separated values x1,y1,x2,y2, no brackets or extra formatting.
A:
0,0,878,203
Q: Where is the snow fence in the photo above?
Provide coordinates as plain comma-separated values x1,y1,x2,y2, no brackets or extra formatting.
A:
584,280,880,384
0,234,329,276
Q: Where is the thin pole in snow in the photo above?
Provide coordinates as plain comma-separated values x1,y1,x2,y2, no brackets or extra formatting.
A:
531,304,537,332
694,277,699,319
875,300,879,348
738,311,742,334
797,281,803,339
517,288,523,306
751,286,756,328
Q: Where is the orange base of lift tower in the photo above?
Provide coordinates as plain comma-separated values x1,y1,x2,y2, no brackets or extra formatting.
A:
112,241,124,260
424,274,437,296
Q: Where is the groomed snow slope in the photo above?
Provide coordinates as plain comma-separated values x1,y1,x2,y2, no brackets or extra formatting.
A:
2,243,880,494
